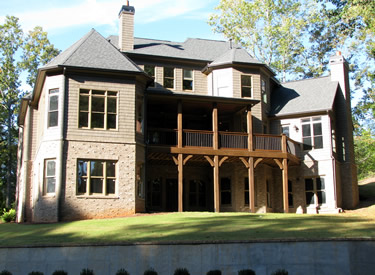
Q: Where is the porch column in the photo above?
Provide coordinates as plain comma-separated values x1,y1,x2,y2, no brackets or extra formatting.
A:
212,103,218,150
247,106,253,151
282,158,289,213
177,100,183,148
248,157,255,213
214,155,220,212
178,153,183,212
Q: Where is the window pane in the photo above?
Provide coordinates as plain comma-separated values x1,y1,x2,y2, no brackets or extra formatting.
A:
306,191,315,205
241,87,251,97
241,75,251,86
303,137,312,150
144,65,155,77
80,89,90,94
91,178,103,193
189,194,197,207
78,161,87,177
49,111,58,127
318,191,326,204
244,178,249,191
92,97,105,112
314,136,323,149
313,123,322,136
164,78,174,89
107,114,117,129
91,113,104,128
107,98,117,113
317,178,325,190
78,177,87,193
312,117,321,121
221,192,231,205
79,96,89,111
221,178,231,191
282,126,290,137
184,69,193,79
46,161,56,177
190,180,197,192
108,91,117,96
107,179,116,194
301,118,310,123
164,67,174,77
79,112,89,128
46,178,56,193
288,180,292,192
107,162,116,177
244,191,249,205
305,178,313,191
92,90,105,95
49,95,58,111
302,124,311,137
90,161,103,176
183,80,193,90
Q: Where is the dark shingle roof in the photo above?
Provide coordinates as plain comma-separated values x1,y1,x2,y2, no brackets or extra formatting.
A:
270,76,339,116
45,29,142,73
208,47,263,67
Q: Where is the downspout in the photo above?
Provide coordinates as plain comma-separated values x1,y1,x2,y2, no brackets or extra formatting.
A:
17,105,32,222
55,68,66,221
328,110,339,211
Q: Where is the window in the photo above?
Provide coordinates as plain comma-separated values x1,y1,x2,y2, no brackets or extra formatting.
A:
305,177,326,206
220,177,231,205
281,125,290,137
302,117,323,150
244,178,249,205
144,65,155,87
136,98,143,133
261,79,267,103
241,75,252,97
77,160,117,195
44,159,56,194
48,89,59,127
183,69,193,90
148,178,162,206
288,180,293,207
189,180,206,207
164,67,174,89
136,164,145,198
79,89,117,130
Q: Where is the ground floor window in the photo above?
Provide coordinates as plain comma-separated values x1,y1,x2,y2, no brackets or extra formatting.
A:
77,159,117,195
148,178,162,207
220,177,231,205
244,178,249,206
44,159,56,195
189,180,206,207
305,177,326,206
288,180,293,207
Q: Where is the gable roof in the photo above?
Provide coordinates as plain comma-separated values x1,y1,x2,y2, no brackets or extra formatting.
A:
270,76,339,117
45,29,142,73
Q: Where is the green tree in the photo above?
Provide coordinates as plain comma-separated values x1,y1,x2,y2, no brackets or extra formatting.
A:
0,16,59,208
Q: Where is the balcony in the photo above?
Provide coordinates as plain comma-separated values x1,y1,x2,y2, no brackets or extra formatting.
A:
147,128,301,160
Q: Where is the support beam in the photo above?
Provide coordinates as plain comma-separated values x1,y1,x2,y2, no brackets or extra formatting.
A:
212,103,219,150
214,155,220,212
239,157,249,168
248,157,255,213
219,156,228,167
282,158,289,213
178,153,183,212
254,158,263,168
183,155,193,165
247,106,253,151
177,100,183,148
204,156,214,167
273,159,283,170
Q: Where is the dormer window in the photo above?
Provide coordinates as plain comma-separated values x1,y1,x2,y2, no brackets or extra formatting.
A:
164,67,174,89
183,69,193,90
241,75,252,98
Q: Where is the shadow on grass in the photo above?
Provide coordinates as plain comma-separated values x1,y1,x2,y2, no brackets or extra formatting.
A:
0,213,374,247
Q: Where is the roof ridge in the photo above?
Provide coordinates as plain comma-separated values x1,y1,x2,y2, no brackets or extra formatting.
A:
62,29,97,66
281,75,331,84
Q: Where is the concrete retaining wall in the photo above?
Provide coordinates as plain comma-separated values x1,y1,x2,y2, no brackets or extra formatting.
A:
0,240,374,275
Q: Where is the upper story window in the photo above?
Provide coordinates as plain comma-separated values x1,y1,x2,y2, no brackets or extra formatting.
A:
144,65,155,87
281,125,290,137
79,89,117,130
44,159,56,195
302,117,323,150
183,69,193,90
48,88,59,127
261,79,267,103
77,159,117,196
241,75,252,98
164,67,174,89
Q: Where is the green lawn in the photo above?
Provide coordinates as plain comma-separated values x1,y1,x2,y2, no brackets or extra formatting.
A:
0,211,374,247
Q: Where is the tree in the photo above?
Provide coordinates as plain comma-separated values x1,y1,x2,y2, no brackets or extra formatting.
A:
0,16,60,208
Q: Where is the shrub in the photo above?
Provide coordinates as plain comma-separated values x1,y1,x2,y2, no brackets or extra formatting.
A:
28,272,43,275
1,209,16,223
52,271,68,275
271,269,288,275
238,270,256,275
174,268,190,275
116,269,130,275
206,271,221,275
143,269,157,275
80,269,94,275
0,271,12,275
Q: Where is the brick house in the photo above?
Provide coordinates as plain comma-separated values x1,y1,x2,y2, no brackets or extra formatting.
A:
16,3,358,222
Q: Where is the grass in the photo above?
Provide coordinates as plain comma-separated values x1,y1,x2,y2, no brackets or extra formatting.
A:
0,180,374,247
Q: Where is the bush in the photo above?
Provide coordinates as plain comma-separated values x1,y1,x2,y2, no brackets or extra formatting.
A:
143,269,157,275
238,270,256,275
1,209,16,223
80,269,94,275
116,269,130,275
52,271,68,275
28,272,43,275
174,268,190,275
0,271,12,275
206,271,221,275
271,269,288,275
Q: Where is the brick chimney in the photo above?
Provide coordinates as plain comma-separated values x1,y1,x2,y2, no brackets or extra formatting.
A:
330,51,350,101
119,1,135,52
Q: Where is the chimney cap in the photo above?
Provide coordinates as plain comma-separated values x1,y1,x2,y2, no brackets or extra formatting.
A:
336,51,342,56
119,3,135,16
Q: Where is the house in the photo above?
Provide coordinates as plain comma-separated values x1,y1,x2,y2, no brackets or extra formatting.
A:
15,3,358,222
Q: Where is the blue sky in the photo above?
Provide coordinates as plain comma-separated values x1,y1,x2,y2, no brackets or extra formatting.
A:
1,0,223,52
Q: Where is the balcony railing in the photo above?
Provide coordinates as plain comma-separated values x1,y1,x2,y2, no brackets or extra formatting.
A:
147,128,301,158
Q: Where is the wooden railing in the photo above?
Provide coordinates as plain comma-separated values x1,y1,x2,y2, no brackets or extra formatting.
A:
147,128,301,158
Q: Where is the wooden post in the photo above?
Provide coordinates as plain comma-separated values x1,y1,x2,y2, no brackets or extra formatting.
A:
177,100,183,148
178,153,183,212
247,106,253,151
214,155,220,212
281,134,287,153
213,103,218,150
282,158,289,213
248,157,255,213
